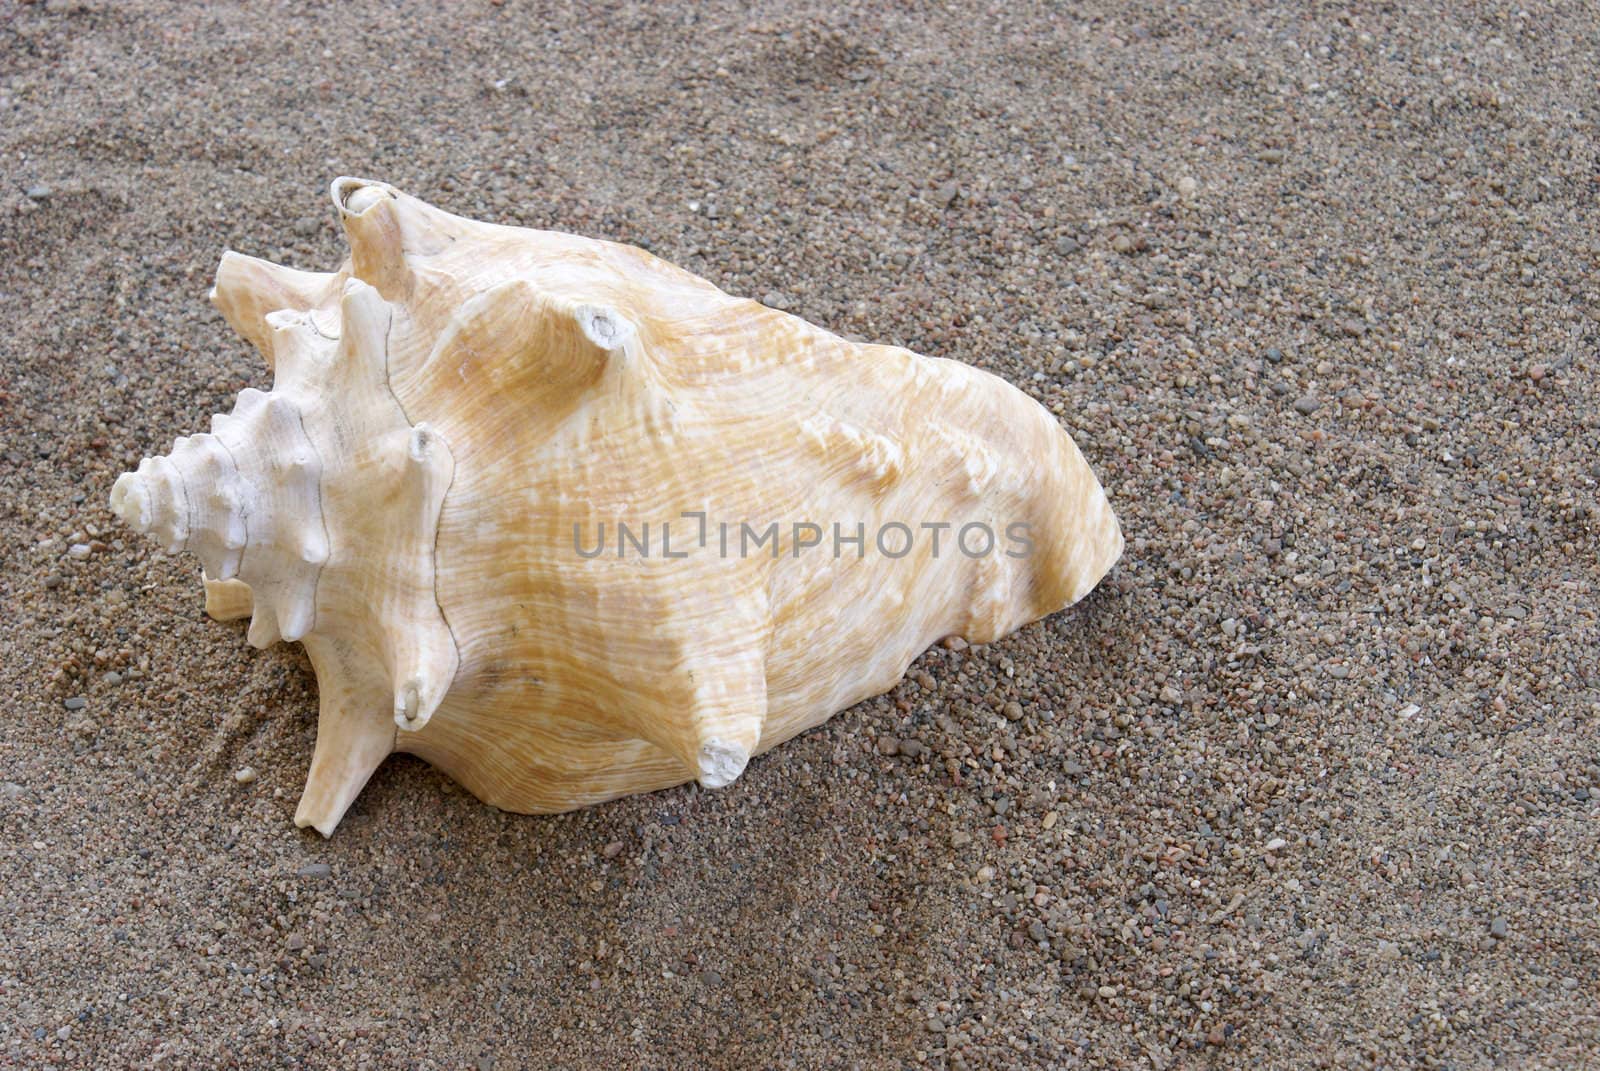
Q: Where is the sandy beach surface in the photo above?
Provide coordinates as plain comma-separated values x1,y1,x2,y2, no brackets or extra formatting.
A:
3,1,1597,1067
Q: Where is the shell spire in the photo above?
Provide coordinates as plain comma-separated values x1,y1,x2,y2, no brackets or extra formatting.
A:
111,178,465,834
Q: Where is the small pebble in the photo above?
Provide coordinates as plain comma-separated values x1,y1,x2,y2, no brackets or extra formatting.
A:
63,697,86,711
233,766,257,784
1293,396,1321,415
297,862,332,879
1490,916,1508,940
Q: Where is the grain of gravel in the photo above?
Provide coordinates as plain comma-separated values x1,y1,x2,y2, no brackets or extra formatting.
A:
3,2,1598,1068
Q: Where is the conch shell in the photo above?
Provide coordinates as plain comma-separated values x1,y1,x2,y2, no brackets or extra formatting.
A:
110,178,1123,835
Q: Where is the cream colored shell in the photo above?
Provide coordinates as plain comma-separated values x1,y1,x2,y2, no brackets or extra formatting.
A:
109,178,1123,836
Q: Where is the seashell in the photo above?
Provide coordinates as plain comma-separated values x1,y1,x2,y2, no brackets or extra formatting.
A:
109,177,1123,836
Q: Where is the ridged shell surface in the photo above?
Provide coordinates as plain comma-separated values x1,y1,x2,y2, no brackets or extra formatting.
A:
109,178,1124,836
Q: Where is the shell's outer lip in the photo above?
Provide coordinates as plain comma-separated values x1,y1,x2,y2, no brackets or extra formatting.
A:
109,472,152,532
697,738,750,789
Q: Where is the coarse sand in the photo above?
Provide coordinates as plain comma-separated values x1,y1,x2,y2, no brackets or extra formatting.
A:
2,2,1597,1068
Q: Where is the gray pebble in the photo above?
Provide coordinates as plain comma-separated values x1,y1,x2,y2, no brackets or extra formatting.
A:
297,862,332,879
1293,396,1321,415
1490,916,1508,939
25,184,52,200
63,697,86,710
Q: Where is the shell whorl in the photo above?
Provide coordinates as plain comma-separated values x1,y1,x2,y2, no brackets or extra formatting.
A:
110,388,325,643
111,181,464,832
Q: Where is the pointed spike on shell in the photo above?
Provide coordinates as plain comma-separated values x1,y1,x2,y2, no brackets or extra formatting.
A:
336,278,392,373
210,251,338,368
406,424,433,463
574,304,636,352
331,178,409,296
631,646,766,791
277,596,315,644
264,310,332,388
246,607,281,650
233,386,269,417
294,680,396,838
297,529,330,566
401,281,621,415
393,679,423,727
331,176,398,216
696,738,752,790
391,670,450,731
